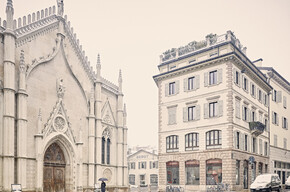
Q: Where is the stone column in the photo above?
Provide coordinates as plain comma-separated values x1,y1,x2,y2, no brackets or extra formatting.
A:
95,55,102,184
17,50,28,188
117,70,124,187
88,89,95,188
34,109,43,192
3,0,16,189
77,128,84,192
123,104,128,187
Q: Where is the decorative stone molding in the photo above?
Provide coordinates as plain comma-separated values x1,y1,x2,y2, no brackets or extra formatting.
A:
19,50,26,73
102,127,112,140
56,78,65,99
26,35,62,77
101,100,116,126
103,168,112,184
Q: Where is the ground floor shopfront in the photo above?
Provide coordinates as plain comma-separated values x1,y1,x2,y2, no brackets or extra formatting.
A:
270,146,290,185
158,149,269,192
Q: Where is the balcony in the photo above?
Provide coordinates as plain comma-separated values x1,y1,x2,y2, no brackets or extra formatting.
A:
249,121,265,137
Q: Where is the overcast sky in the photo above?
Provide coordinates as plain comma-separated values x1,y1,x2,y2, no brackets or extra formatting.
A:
1,0,290,149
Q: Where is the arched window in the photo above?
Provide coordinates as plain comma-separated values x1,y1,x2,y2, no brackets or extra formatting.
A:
185,160,199,185
185,133,199,151
206,159,222,185
166,135,179,152
166,161,179,185
206,130,221,149
102,137,105,164
107,138,110,164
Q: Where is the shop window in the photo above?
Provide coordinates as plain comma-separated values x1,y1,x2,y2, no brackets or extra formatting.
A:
167,161,179,185
206,159,222,185
150,174,158,186
236,160,240,185
185,160,200,185
129,174,135,185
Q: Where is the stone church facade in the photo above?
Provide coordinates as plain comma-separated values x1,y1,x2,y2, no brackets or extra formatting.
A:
0,1,128,192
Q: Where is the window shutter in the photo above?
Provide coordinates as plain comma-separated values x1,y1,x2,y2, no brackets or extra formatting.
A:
204,72,209,87
183,107,188,122
233,131,237,148
287,119,288,130
249,136,252,153
261,92,265,104
247,110,250,122
238,72,241,86
249,110,252,122
242,105,245,121
254,112,257,122
204,103,209,119
242,75,244,89
139,162,140,169
196,105,200,120
176,80,180,94
165,83,169,97
241,133,244,151
218,68,223,84
145,162,147,169
250,82,253,95
196,75,200,89
218,100,223,117
272,91,275,101
283,96,287,108
277,113,279,126
235,100,240,118
277,91,282,103
150,162,152,169
184,78,188,92
233,68,236,84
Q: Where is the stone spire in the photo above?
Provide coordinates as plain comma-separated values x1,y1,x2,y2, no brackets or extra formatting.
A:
96,54,101,79
57,0,64,16
6,0,14,29
118,69,123,93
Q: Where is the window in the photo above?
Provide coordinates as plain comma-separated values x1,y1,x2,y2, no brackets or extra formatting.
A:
139,162,146,169
264,94,268,106
185,160,200,185
130,162,136,169
206,130,222,148
168,106,177,125
245,135,248,151
150,174,158,186
284,138,287,149
129,174,135,185
272,112,278,125
273,90,277,102
258,90,262,101
283,96,287,109
188,77,195,90
150,161,158,169
252,137,257,153
206,159,222,185
185,133,199,150
282,117,288,129
140,175,145,185
167,161,179,185
107,138,110,164
265,164,268,173
236,131,240,149
235,71,239,85
209,102,218,117
166,135,179,152
264,142,268,156
209,70,217,85
188,106,196,121
243,106,248,121
259,139,262,155
169,82,175,95
274,135,277,147
236,160,240,185
251,84,255,97
243,77,248,91
258,163,263,175
102,137,105,164
264,119,268,131
251,111,256,122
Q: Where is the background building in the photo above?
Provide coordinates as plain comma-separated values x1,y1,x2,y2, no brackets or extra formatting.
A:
0,1,128,192
153,31,272,191
128,149,158,188
259,67,290,184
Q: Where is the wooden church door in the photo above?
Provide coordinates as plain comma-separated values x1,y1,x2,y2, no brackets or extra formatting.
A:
43,143,66,192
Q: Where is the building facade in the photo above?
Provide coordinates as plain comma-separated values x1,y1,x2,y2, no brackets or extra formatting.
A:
128,150,158,187
0,1,128,192
258,67,290,184
153,31,272,191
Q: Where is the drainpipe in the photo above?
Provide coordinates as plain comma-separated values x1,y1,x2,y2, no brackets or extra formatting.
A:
267,71,274,173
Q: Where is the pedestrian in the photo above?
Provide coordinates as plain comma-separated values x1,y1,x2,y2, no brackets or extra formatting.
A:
101,181,106,192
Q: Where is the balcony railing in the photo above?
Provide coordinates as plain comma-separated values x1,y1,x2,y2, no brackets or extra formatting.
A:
249,121,265,136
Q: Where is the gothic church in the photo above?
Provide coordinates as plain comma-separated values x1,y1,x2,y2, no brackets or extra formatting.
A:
0,1,128,191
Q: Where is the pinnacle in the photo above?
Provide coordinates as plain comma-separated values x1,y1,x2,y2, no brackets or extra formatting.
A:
118,69,122,82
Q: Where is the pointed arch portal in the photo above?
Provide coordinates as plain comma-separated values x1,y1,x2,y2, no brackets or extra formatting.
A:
43,143,66,192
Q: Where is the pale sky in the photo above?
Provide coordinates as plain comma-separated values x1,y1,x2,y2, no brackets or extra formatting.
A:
1,0,290,148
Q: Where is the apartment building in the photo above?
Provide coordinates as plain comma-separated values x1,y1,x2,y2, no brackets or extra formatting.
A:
153,31,272,191
128,150,158,187
258,67,290,184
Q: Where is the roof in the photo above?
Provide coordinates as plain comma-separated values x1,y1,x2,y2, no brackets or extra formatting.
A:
127,149,158,159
